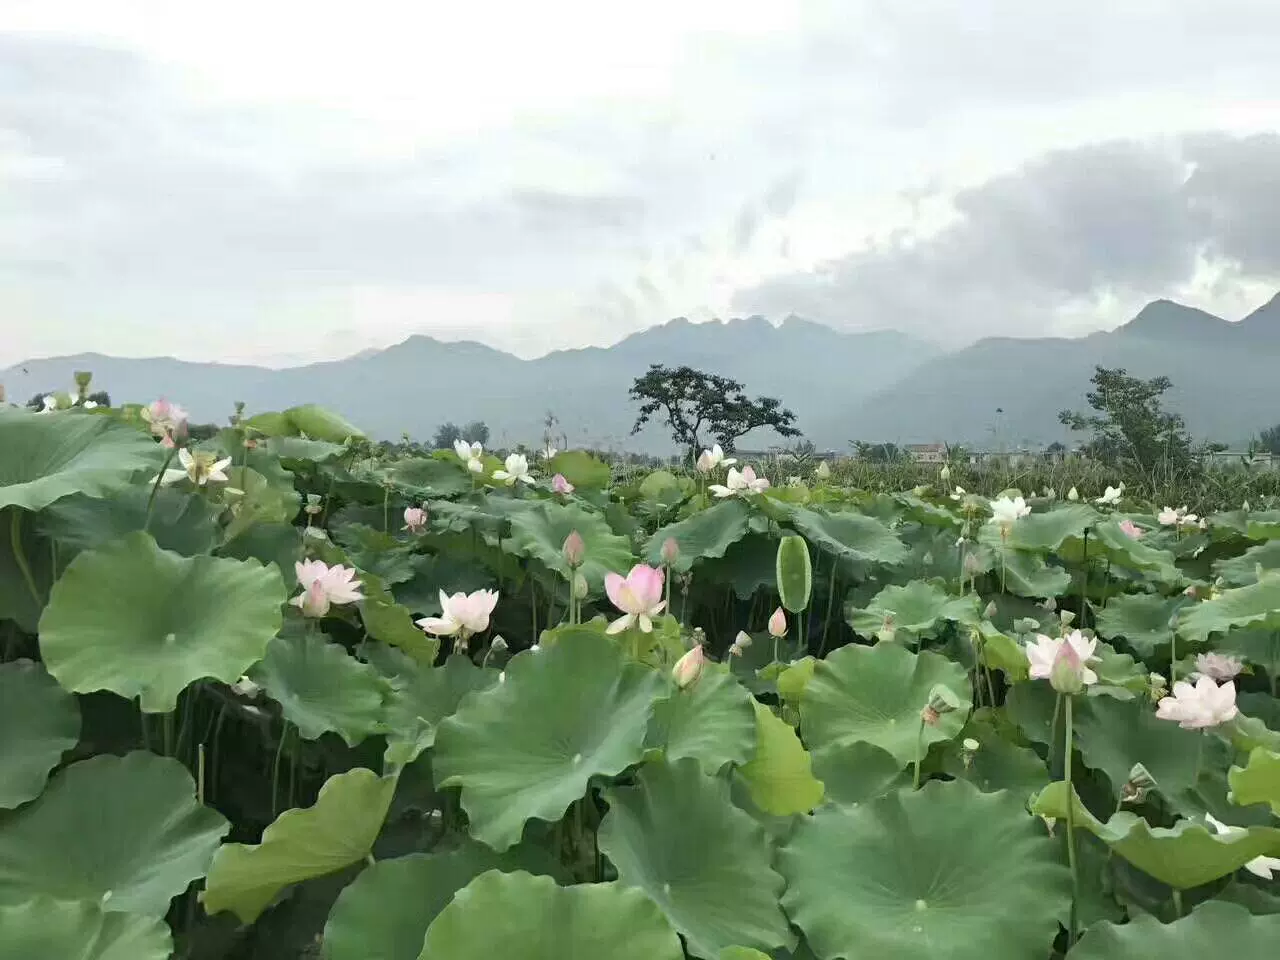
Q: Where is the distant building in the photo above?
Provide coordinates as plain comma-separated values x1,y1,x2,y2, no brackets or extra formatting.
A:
1200,451,1280,471
905,443,946,464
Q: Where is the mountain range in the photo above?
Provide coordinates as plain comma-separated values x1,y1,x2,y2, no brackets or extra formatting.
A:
3,295,1278,452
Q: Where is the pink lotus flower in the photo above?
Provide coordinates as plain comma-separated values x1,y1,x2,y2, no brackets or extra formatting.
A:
1156,676,1238,729
562,530,585,568
1194,651,1243,681
671,644,706,689
403,506,428,534
709,465,770,498
552,473,574,494
768,607,787,638
604,564,666,634
1118,519,1143,539
291,560,363,617
417,589,500,638
142,398,189,444
1025,630,1099,689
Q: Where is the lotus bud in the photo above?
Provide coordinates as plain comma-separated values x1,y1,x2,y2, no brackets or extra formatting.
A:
939,464,951,482
815,461,831,480
661,537,680,567
1066,486,1079,502
729,630,753,656
1120,763,1157,806
1043,487,1056,499
768,607,788,638
490,635,508,652
1059,610,1076,628
562,530,586,569
572,572,589,600
671,644,707,689
983,600,998,619
1048,640,1086,695
1243,500,1251,512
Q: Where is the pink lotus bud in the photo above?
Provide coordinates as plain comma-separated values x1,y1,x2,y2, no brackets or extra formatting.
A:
661,537,680,566
1049,639,1085,695
671,644,706,689
562,530,586,568
1118,519,1143,540
403,506,428,533
768,607,787,638
552,473,574,494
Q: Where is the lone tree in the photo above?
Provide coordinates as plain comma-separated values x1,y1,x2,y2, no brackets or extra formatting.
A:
1258,423,1280,455
628,364,800,462
1058,366,1195,478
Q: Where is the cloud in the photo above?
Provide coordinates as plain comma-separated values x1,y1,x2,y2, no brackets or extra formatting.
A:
734,134,1280,342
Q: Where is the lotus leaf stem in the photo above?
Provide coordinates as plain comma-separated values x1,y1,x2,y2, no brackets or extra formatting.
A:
10,509,41,608
1064,694,1080,945
913,718,926,790
144,447,177,532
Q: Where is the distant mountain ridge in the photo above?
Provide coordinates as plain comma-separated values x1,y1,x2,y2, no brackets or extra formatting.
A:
3,298,1276,451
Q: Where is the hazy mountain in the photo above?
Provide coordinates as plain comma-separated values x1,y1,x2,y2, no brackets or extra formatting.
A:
836,296,1280,448
0,316,939,452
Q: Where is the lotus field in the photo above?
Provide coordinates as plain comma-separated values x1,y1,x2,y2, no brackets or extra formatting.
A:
4,398,1280,960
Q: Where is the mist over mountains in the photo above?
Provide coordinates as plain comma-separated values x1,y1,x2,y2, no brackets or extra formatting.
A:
4,295,1278,453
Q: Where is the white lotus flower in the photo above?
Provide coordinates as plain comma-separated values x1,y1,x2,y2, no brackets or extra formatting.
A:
1095,485,1124,505
1066,486,1079,501
492,453,535,485
1205,813,1280,879
989,495,1031,527
454,439,484,473
949,485,967,501
82,400,99,410
159,448,232,486
290,560,363,617
709,465,770,497
696,444,737,473
1156,676,1238,729
417,589,500,638
1193,652,1243,681
1024,630,1099,690
39,395,58,413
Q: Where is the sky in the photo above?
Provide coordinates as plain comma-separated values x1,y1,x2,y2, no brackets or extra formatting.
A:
3,0,1280,368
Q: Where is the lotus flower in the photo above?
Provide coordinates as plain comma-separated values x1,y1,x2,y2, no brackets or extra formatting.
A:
814,461,831,480
604,564,666,634
709,466,770,498
82,399,99,410
417,589,500,638
1205,813,1280,879
552,473,574,494
696,444,737,473
660,537,680,566
562,530,585,568
1118,519,1143,539
159,448,232,486
768,607,787,638
291,560,363,617
454,439,484,473
1066,486,1079,501
493,453,534,485
1025,630,1099,690
1194,651,1244,681
403,506,428,534
989,495,1031,527
141,398,189,443
1157,506,1180,526
1095,485,1124,505
39,394,58,413
671,645,706,689
1156,676,1238,729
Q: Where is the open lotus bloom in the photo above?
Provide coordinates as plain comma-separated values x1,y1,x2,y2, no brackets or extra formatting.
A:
417,588,500,638
604,564,666,634
551,472,574,494
1025,630,1099,691
1193,651,1244,681
453,439,485,472
1095,485,1123,505
696,443,737,473
403,505,428,533
493,453,535,485
988,495,1030,526
1118,519,1143,539
159,448,232,486
141,397,189,442
1156,676,1238,729
1205,813,1280,879
291,560,363,617
39,395,59,413
709,465,770,498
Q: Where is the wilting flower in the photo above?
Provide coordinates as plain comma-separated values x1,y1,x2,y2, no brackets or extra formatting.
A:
562,530,585,568
1205,813,1280,879
671,645,707,689
141,398,189,444
768,607,788,638
453,439,484,473
696,444,737,473
291,560,363,617
1193,651,1244,682
159,448,232,486
1025,630,1099,691
604,564,666,633
1095,484,1124,505
1156,676,1238,729
989,495,1031,528
552,473,574,494
403,505,428,533
709,466,770,498
493,453,534,485
1118,519,1143,540
417,589,500,638
1066,486,1079,502
729,630,753,656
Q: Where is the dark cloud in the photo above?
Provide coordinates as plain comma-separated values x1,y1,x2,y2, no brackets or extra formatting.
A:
735,134,1280,341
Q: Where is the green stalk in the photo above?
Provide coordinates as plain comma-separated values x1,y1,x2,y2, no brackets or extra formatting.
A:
144,448,178,532
1171,888,1183,920
819,562,837,657
1064,695,1080,945
1079,528,1090,625
1170,630,1178,684
1049,693,1063,779
913,719,926,790
271,721,290,818
9,509,41,608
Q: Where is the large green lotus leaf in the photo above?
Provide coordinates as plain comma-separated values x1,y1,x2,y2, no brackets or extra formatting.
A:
1230,748,1280,816
800,642,971,766
810,741,909,805
38,486,219,557
1033,781,1280,888
378,455,471,499
1214,539,1280,586
719,950,771,960
222,465,300,542
1179,577,1280,643
784,505,908,567
1068,900,1279,960
0,507,58,632
546,450,611,490
846,579,979,641
0,414,159,512
780,780,1069,960
356,570,439,664
646,666,757,772
0,659,80,808
699,533,780,599
506,501,634,593
1095,592,1187,658
0,896,173,960
738,700,824,815
322,842,559,960
390,553,497,616
1060,521,1182,584
251,631,391,746
417,869,684,960
981,503,1098,552
381,653,499,767
331,522,416,585
599,758,793,959
218,521,303,589
940,713,1048,801
264,435,346,464
246,404,364,442
0,752,228,914
1221,627,1280,680
433,631,667,851
645,498,753,573
39,532,284,712
202,767,396,924
998,549,1073,598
